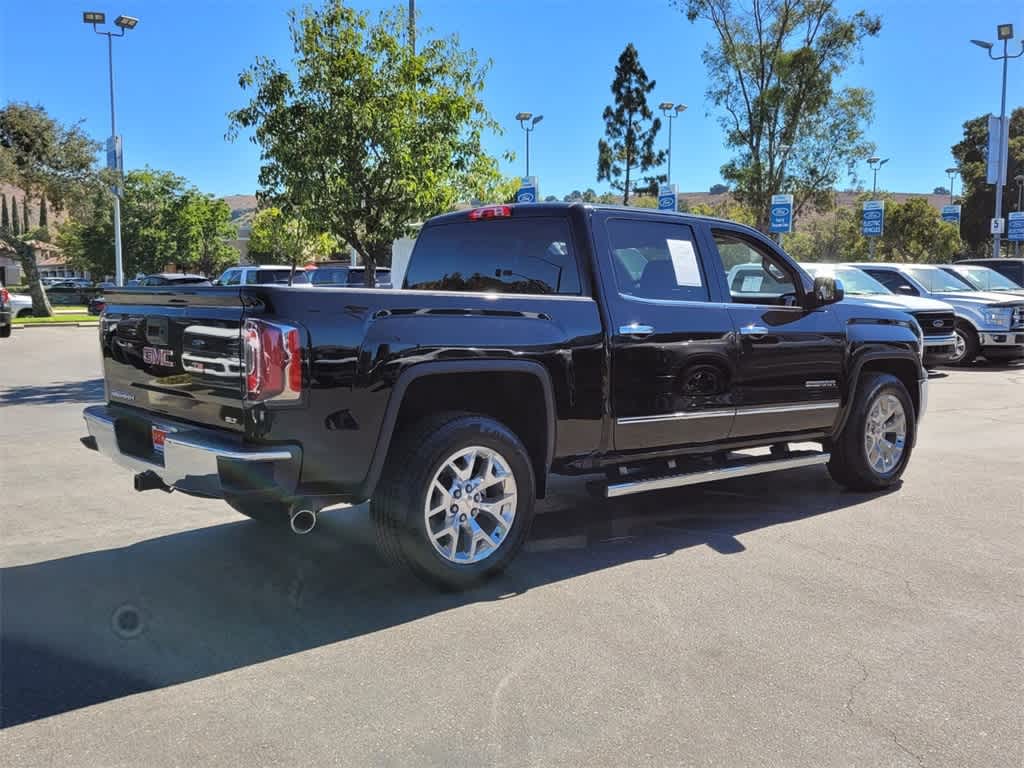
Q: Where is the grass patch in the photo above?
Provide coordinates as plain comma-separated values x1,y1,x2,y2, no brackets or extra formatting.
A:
14,313,95,325
52,305,89,313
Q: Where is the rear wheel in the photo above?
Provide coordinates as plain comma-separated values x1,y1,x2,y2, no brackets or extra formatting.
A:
949,323,979,366
372,412,535,590
828,372,915,491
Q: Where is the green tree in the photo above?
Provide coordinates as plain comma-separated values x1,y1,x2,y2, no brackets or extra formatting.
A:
10,196,19,236
247,206,337,268
709,183,729,194
951,107,1024,254
680,0,880,231
175,192,237,276
0,195,7,229
878,196,961,263
229,1,507,286
21,196,29,232
933,186,949,196
0,103,98,315
597,43,665,205
38,194,47,227
582,188,598,203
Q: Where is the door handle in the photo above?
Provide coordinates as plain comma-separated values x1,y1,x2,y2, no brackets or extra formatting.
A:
740,325,770,340
619,323,655,338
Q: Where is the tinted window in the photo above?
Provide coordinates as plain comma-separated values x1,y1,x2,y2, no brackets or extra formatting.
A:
863,269,918,296
404,218,581,295
714,232,797,305
605,219,708,302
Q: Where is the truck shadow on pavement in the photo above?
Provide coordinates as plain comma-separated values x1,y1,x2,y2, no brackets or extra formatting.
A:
0,378,104,407
1,470,894,728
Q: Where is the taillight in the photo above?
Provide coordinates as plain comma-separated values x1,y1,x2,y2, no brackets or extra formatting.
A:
0,288,8,306
243,319,303,402
468,205,512,220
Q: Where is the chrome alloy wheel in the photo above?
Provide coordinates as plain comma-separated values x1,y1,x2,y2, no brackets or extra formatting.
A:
864,393,907,474
424,446,518,564
951,330,967,362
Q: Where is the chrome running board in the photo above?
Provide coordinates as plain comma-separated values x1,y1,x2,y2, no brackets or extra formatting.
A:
604,451,830,498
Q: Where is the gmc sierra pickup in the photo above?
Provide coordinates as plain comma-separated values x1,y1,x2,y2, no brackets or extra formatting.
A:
82,203,928,588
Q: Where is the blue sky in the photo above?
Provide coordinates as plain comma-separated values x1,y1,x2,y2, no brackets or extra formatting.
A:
2,0,1022,200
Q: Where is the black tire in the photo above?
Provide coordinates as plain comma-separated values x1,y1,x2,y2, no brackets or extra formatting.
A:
226,497,289,523
0,324,10,338
949,322,979,366
372,412,536,590
828,372,916,492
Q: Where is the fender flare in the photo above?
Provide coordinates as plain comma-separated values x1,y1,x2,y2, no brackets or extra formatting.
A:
359,359,557,499
833,347,923,437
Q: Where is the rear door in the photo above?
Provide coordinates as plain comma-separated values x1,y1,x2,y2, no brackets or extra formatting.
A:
593,212,738,451
708,227,845,438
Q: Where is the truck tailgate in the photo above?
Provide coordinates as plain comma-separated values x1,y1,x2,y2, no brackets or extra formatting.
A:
99,288,248,433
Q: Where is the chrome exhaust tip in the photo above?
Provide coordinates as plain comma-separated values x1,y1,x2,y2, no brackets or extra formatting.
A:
289,508,317,535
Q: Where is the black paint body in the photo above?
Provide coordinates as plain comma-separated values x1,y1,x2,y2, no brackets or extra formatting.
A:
97,204,925,504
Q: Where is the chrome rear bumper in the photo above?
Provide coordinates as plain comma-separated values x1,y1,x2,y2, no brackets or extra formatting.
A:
82,404,301,498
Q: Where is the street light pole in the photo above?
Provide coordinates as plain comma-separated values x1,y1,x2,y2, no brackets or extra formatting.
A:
515,112,543,177
945,167,959,205
972,25,1024,257
84,11,138,287
658,102,687,186
867,155,889,259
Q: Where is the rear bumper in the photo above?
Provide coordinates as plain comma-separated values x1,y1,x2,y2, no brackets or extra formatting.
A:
82,404,301,498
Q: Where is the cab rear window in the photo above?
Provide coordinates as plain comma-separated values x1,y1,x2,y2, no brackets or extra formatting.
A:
404,218,581,295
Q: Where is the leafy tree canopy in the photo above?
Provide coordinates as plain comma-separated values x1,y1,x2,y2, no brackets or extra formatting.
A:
229,1,508,285
680,0,879,230
597,43,665,205
950,107,1024,254
247,206,338,267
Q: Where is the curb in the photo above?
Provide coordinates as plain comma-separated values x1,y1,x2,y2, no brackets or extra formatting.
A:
13,321,99,329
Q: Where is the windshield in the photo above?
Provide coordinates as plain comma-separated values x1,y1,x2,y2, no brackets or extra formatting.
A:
801,264,891,295
951,265,1022,292
905,266,973,293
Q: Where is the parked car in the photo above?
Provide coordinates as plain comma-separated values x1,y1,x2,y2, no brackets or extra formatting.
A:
0,287,11,338
848,262,1024,365
293,264,392,288
7,292,33,319
136,273,211,287
214,266,299,286
801,263,957,365
83,203,929,589
939,263,1024,297
955,257,1024,286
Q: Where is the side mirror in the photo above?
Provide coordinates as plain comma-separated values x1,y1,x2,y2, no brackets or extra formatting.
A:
810,276,844,307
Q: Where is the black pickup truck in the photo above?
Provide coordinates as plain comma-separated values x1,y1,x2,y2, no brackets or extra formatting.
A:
83,203,928,588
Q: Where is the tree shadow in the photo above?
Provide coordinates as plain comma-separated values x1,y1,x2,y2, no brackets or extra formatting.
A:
1,468,891,728
0,378,104,407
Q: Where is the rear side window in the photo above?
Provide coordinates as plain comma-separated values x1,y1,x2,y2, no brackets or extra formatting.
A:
404,217,581,295
864,269,918,296
606,218,708,302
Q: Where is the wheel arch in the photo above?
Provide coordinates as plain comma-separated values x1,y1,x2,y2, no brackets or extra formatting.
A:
360,360,557,500
834,350,922,437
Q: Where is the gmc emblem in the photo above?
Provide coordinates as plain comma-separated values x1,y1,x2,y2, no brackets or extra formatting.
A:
142,346,175,367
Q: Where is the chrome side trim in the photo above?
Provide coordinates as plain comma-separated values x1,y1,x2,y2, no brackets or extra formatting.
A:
617,408,734,425
734,401,839,417
606,452,830,498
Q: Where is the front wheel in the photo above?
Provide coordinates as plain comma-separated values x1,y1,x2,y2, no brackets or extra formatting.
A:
372,412,535,590
949,324,979,366
827,372,916,491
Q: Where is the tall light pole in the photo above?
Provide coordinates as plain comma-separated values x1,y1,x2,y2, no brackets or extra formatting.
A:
972,25,1024,257
945,167,959,204
658,102,686,186
1015,173,1024,257
515,112,543,177
84,11,138,287
867,156,888,258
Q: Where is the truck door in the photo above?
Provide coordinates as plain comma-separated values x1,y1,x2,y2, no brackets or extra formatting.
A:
709,227,845,438
593,213,738,452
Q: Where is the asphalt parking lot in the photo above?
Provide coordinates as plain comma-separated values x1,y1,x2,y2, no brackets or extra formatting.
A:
1,327,1021,767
